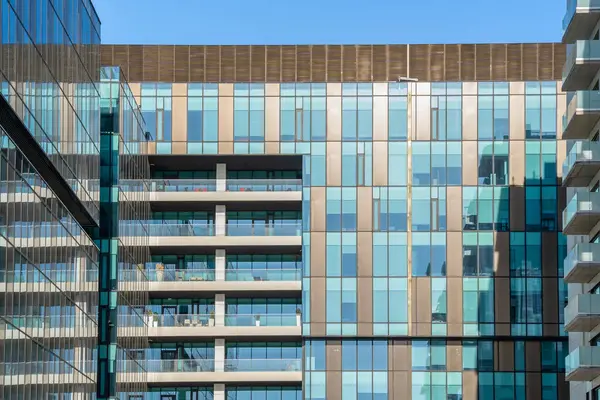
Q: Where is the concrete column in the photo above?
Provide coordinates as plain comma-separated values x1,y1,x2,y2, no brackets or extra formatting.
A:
215,294,225,326
215,249,226,281
215,205,226,236
216,163,226,192
214,383,226,400
215,339,225,372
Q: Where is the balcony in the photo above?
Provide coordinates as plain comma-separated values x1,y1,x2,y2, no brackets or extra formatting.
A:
563,191,600,235
146,358,301,384
563,141,600,187
563,0,600,43
563,91,600,140
563,40,600,91
566,346,600,381
120,178,301,204
564,243,600,283
565,293,600,332
122,222,302,249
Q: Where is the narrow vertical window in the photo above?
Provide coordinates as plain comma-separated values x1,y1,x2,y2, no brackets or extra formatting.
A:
373,198,381,232
431,96,439,141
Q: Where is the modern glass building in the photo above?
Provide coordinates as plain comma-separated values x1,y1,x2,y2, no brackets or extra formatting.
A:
98,43,570,400
0,1,577,400
561,1,600,400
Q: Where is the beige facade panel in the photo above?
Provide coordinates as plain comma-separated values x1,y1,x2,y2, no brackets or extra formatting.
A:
326,96,342,141
310,188,327,233
372,142,388,186
509,95,525,140
373,96,388,141
265,96,280,142
171,96,187,142
357,187,373,232
326,141,342,186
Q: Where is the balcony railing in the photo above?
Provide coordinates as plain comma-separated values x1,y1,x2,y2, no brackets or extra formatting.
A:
119,313,214,328
223,359,301,372
563,0,600,39
4,315,97,330
225,268,302,281
1,269,99,284
143,179,217,192
121,268,216,282
563,190,600,234
566,346,600,381
563,141,600,186
129,223,215,237
224,314,299,327
564,242,600,283
226,222,302,236
226,179,302,192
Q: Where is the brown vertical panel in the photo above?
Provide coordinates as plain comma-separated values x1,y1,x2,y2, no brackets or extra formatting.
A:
543,277,559,333
265,95,280,141
310,187,327,233
310,277,326,327
390,340,410,371
265,142,279,154
220,46,235,82
205,46,220,82
557,373,569,400
410,44,430,82
389,45,408,81
311,45,327,82
390,372,409,400
526,373,542,400
373,97,388,141
462,141,478,185
100,45,113,67
538,43,554,81
190,45,206,82
494,277,511,335
445,44,460,81
460,44,475,81
415,278,431,336
266,46,281,82
311,232,326,277
250,45,266,82
113,45,129,79
447,341,462,371
497,341,514,371
510,187,525,231
522,43,538,81
507,44,523,81
462,96,478,140
158,45,175,82
372,142,388,186
509,140,525,186
326,141,342,186
525,342,541,372
357,187,373,231
491,44,507,81
430,44,444,81
325,371,342,399
142,46,159,81
357,232,373,277
475,44,491,81
128,46,144,82
446,233,463,277
174,46,189,82
281,45,296,82
326,341,342,370
554,43,566,80
357,45,372,82
327,45,342,82
171,96,187,142
235,45,250,82
494,232,510,277
342,45,357,82
463,371,478,400
357,277,373,334
327,95,342,141
447,277,463,336
297,45,311,82
372,45,387,81
171,142,187,154
510,94,525,141
446,187,463,231
542,232,558,277
218,93,234,144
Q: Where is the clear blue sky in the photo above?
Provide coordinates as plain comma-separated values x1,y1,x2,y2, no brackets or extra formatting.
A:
94,0,564,45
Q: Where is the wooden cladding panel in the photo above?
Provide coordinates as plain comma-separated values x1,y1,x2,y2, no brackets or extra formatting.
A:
101,44,567,82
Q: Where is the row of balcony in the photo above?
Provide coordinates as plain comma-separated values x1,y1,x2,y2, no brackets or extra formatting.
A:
2,359,302,385
2,313,302,340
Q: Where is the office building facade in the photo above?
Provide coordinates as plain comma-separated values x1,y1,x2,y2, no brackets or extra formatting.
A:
99,43,570,400
561,1,600,399
0,1,576,399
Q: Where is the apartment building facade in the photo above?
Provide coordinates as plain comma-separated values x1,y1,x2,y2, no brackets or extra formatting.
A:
561,1,600,400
